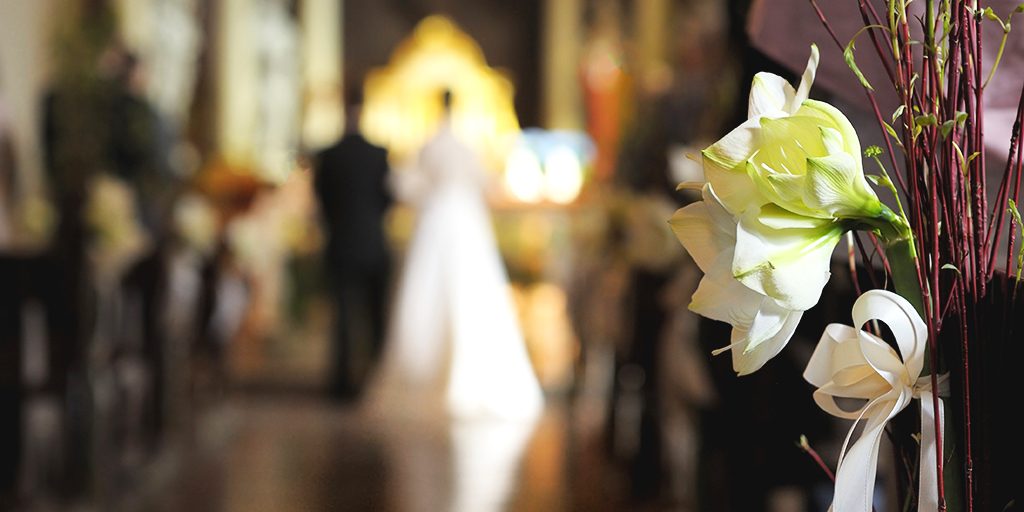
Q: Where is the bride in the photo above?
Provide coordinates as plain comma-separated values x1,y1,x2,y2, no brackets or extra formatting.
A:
368,93,543,423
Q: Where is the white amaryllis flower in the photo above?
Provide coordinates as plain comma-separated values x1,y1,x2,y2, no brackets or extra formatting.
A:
670,46,897,374
702,44,887,311
671,184,815,375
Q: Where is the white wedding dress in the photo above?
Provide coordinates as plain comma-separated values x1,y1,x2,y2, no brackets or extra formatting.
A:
369,121,544,423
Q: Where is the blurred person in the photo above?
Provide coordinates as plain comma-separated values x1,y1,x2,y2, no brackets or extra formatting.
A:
0,87,17,248
313,88,393,400
370,91,542,421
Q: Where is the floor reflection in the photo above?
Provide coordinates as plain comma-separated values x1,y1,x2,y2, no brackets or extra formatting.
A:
135,395,619,512
449,420,536,512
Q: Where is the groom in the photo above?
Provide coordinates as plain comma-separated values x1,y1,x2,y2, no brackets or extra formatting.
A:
313,88,393,401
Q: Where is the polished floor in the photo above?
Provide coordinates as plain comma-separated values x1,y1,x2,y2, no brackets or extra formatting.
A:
129,395,657,512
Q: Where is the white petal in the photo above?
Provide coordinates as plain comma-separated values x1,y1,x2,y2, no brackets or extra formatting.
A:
749,72,795,119
669,202,732,272
689,249,763,327
743,298,792,352
733,206,841,310
733,308,803,375
701,184,736,234
702,117,771,214
791,44,819,111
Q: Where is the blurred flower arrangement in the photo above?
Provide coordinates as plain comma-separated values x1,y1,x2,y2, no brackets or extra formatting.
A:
670,2,1024,510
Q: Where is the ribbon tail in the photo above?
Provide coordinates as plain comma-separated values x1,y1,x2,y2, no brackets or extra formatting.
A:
833,410,893,512
918,391,945,512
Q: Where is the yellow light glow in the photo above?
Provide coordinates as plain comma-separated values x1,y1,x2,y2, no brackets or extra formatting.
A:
361,16,520,170
543,146,583,204
504,147,544,203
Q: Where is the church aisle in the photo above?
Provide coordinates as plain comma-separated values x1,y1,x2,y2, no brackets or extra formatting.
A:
128,395,662,512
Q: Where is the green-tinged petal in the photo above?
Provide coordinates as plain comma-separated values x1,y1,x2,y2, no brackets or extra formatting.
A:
702,117,772,213
795,99,862,159
764,173,805,204
746,159,797,205
756,203,835,230
804,153,882,218
732,206,841,310
791,44,819,110
755,116,830,176
689,250,763,327
749,72,795,119
703,116,762,170
819,126,845,155
733,308,803,375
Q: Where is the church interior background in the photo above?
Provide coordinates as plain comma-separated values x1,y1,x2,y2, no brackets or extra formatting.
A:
0,0,919,511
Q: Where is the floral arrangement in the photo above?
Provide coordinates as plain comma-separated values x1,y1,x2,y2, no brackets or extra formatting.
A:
670,2,1024,511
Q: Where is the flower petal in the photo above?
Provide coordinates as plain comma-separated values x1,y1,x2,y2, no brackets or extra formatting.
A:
743,297,793,352
791,44,819,110
669,187,735,271
756,202,834,229
702,117,771,213
795,99,862,159
819,126,845,155
733,308,803,375
749,72,795,119
756,115,830,173
732,205,840,310
804,153,882,218
689,249,763,328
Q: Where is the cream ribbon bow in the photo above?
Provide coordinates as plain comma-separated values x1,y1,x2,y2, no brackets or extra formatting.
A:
803,289,944,512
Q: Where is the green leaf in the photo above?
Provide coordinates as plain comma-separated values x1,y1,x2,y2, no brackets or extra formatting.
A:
956,111,968,124
941,120,956,138
953,142,969,175
1009,199,1023,226
884,122,900,140
942,264,962,275
1009,200,1024,280
844,43,874,91
915,114,938,127
892,105,906,124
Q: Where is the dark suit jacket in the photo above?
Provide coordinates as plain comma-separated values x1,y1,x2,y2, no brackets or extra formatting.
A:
313,134,392,270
